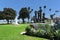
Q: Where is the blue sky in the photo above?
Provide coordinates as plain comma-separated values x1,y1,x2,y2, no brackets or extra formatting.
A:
0,0,60,19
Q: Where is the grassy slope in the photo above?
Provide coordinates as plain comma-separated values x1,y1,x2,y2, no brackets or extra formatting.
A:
0,24,48,40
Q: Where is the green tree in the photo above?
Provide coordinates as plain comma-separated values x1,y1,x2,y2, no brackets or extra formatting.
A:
18,7,33,23
50,14,55,20
31,16,35,23
34,11,37,23
42,5,46,23
38,7,42,22
49,8,51,17
18,7,28,23
49,8,52,23
43,13,45,23
0,11,5,20
43,5,46,12
3,8,16,24
27,7,33,23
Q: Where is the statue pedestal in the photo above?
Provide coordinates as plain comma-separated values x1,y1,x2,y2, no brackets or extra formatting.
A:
15,22,18,25
15,17,19,25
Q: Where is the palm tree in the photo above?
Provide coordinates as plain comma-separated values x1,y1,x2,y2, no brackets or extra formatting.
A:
34,11,37,23
38,6,42,22
34,11,37,18
49,8,51,16
55,10,59,17
49,8,51,14
49,8,52,23
42,5,46,23
31,16,36,23
43,5,46,12
55,10,59,13
27,7,33,23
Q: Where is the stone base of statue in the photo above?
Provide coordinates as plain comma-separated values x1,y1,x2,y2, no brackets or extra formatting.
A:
15,22,19,25
15,17,19,25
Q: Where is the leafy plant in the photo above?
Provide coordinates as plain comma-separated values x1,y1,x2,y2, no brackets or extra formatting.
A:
25,26,36,36
25,26,31,35
25,23,60,40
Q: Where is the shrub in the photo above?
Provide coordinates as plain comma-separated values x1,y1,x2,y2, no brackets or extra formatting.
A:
29,28,36,36
25,23,60,40
36,29,46,37
25,24,52,38
55,30,60,40
25,26,31,35
38,24,43,29
25,26,36,36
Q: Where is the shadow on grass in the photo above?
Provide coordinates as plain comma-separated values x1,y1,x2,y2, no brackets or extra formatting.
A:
23,33,60,40
22,33,49,40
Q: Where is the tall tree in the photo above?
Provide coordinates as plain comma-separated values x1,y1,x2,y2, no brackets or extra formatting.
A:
38,7,42,22
27,7,33,23
44,5,46,12
49,8,51,16
42,5,46,23
0,11,5,20
18,7,33,23
49,8,52,23
3,8,16,24
43,13,45,23
34,11,37,23
31,16,36,23
18,7,28,23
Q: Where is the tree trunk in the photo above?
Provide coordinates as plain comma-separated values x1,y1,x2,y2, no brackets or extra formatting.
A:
22,18,25,23
28,18,29,23
10,20,13,24
6,19,9,24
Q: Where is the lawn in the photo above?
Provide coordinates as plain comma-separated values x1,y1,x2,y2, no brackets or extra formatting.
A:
0,24,48,40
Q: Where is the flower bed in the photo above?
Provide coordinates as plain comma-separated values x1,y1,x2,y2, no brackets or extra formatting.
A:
25,23,60,40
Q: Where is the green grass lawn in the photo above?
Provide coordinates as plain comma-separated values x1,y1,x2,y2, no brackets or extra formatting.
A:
0,24,48,40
